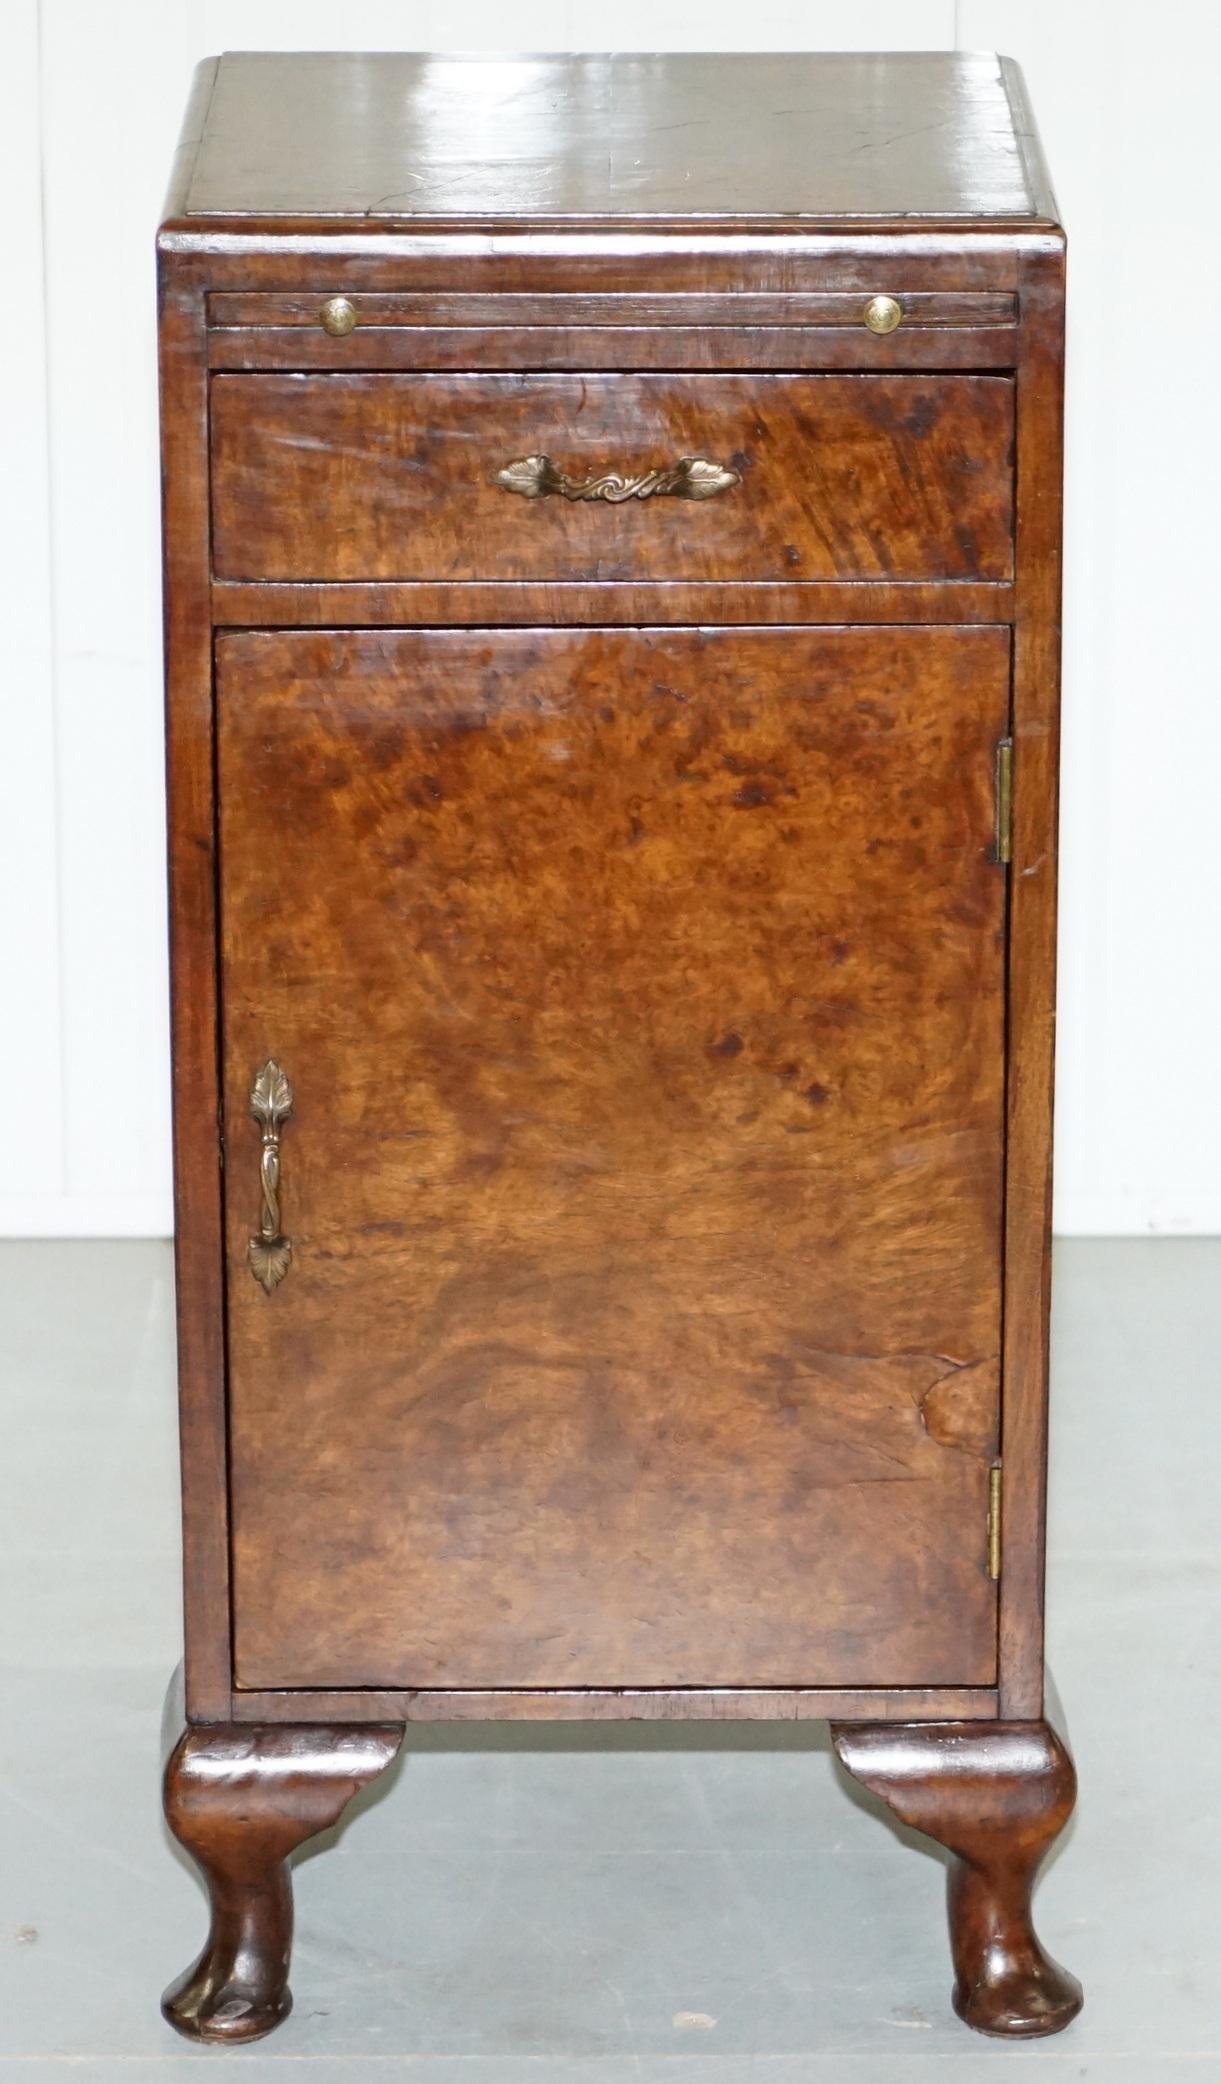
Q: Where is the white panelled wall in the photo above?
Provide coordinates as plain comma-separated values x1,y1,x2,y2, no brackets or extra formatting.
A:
2,1,1218,1236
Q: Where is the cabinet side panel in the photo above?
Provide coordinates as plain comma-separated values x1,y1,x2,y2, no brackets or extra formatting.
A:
998,245,1066,1717
159,256,230,1718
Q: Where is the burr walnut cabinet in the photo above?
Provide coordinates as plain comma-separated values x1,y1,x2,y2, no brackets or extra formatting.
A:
157,50,1079,2044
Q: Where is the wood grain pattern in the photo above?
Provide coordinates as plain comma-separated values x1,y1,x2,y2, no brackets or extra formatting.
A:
217,625,1009,1693
832,1718,1082,2036
210,372,1015,586
210,579,1015,630
206,324,1021,376
158,254,231,1720
169,237,1048,293
997,246,1067,1718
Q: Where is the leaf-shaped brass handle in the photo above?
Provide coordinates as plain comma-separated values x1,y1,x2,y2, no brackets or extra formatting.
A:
247,1059,293,1293
495,454,741,503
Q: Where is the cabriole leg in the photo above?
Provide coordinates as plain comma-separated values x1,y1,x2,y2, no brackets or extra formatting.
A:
162,1721,402,2044
831,1718,1082,2038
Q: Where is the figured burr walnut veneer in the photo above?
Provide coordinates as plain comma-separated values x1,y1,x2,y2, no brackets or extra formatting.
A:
158,50,1077,2044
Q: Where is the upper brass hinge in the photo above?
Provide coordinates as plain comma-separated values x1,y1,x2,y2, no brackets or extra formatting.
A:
987,1463,1003,1580
994,738,1014,865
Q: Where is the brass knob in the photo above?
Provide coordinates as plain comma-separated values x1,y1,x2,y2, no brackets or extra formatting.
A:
319,296,357,338
863,294,902,336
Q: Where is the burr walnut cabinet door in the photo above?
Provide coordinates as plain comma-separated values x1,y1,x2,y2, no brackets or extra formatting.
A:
217,625,1010,1693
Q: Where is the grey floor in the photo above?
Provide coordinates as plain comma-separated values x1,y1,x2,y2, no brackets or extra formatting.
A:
1,1240,1219,2080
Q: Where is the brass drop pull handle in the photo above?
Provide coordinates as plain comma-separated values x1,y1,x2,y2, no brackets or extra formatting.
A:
247,1060,293,1292
495,454,741,503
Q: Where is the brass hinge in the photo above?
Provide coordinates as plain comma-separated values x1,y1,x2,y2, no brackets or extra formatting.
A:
994,738,1013,864
987,1463,1003,1580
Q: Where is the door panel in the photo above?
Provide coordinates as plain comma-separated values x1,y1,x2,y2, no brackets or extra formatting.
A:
218,625,1009,1691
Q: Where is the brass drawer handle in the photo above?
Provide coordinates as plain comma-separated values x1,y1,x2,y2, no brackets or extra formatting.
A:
496,453,741,503
247,1059,293,1292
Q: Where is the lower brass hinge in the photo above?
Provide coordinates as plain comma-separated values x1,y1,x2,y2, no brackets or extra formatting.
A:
987,1463,1003,1580
994,738,1013,864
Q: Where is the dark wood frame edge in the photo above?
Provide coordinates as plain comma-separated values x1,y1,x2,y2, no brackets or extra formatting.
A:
996,240,1066,1719
225,1686,1002,1725
161,250,232,1718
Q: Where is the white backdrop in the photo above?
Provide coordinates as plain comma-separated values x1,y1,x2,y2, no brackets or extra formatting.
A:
3,0,1218,1237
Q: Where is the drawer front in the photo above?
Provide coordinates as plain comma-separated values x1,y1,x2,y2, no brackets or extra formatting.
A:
218,624,1009,1694
210,372,1014,586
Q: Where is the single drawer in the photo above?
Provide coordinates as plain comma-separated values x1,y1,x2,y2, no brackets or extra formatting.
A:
210,372,1014,586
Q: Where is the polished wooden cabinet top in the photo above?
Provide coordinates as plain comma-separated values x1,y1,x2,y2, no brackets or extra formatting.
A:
170,51,1058,228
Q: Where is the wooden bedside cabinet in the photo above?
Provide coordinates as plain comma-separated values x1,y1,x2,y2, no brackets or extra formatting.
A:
158,50,1079,2044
